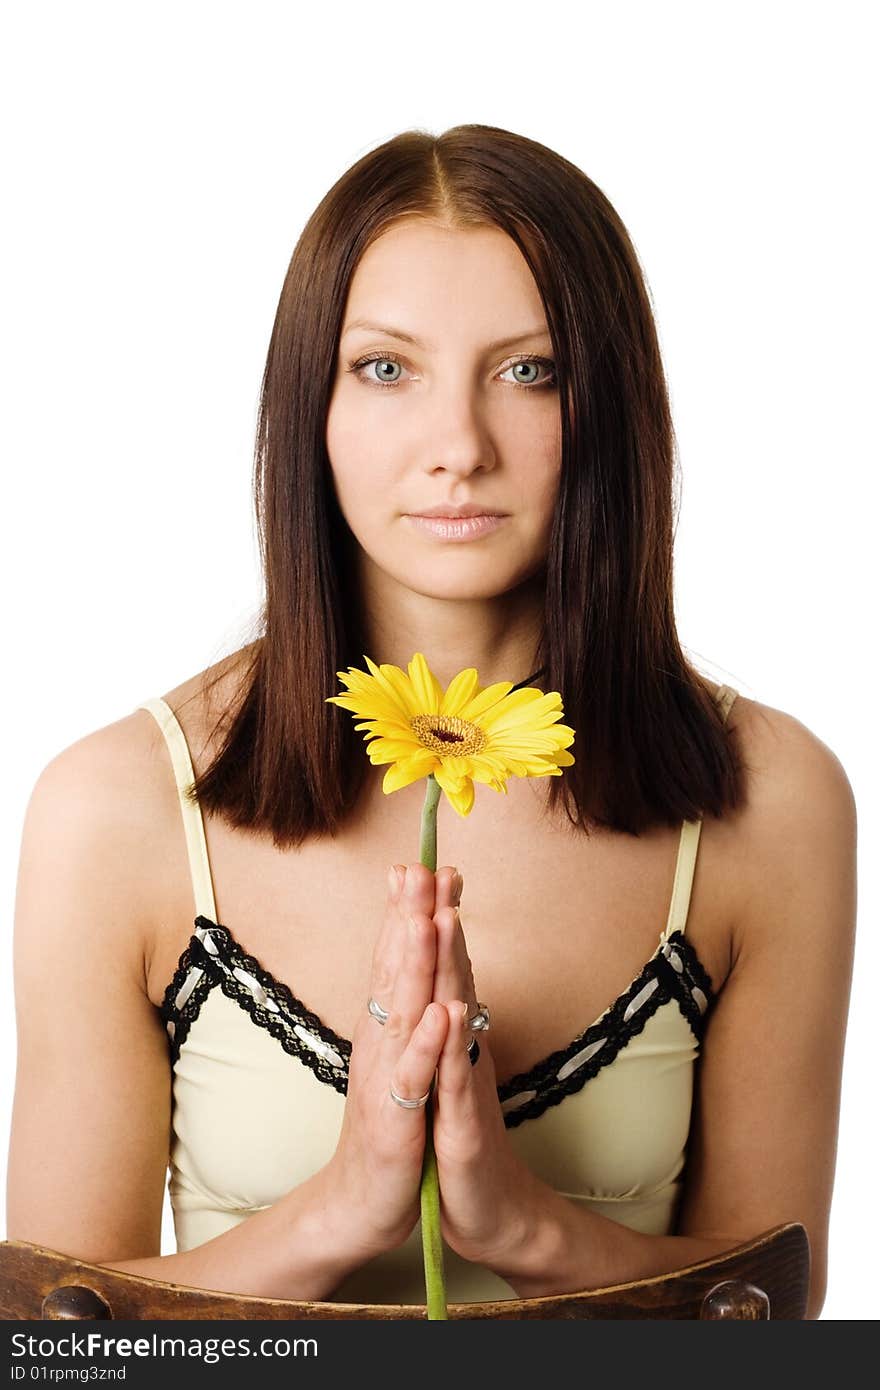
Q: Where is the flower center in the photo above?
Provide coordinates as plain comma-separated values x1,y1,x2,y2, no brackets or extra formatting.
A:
410,713,487,758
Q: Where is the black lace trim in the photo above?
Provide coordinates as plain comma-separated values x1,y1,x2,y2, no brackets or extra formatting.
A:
496,934,714,1129
190,920,350,1095
159,919,713,1128
665,932,715,1039
159,939,215,1062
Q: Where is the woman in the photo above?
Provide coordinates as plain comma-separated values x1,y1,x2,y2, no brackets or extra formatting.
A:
6,125,856,1317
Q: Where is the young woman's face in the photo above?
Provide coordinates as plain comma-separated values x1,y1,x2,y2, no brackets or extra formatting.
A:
325,218,562,603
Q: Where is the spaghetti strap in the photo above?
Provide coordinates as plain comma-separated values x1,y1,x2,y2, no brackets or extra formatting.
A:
660,683,738,944
137,698,218,922
715,683,738,726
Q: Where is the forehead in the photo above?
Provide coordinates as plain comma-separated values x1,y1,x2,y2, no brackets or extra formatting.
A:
342,220,548,343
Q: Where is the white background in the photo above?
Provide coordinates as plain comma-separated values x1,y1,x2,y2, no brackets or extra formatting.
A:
1,0,876,1319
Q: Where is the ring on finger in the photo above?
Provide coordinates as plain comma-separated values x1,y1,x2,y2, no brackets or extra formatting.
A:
389,1082,433,1108
368,996,389,1025
466,1036,480,1067
468,1003,490,1032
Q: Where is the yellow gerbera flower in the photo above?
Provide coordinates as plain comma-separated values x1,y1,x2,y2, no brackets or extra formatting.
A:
325,651,575,818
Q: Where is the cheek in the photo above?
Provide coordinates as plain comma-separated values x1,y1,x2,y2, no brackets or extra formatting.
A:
514,454,562,522
544,468,563,516
507,415,562,506
325,445,402,545
539,431,563,509
326,410,386,522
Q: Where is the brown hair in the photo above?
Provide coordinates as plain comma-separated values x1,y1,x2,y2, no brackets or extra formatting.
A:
188,123,746,845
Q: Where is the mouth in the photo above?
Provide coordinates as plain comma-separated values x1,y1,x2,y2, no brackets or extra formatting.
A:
408,505,508,519
403,514,508,542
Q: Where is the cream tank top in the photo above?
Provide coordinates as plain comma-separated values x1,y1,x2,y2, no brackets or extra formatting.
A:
137,683,738,1306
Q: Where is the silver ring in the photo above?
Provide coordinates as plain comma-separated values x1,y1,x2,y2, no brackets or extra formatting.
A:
389,1082,432,1109
368,996,389,1025
468,1003,490,1032
371,996,488,1034
466,1036,480,1066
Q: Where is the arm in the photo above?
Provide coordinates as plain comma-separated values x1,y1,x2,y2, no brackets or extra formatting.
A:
100,1171,364,1299
5,719,375,1301
485,703,857,1320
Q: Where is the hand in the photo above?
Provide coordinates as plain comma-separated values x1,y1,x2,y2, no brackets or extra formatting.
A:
428,867,557,1271
324,862,451,1261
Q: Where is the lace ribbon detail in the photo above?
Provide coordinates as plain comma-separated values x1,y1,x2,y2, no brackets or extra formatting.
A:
497,932,714,1129
159,919,713,1127
160,918,351,1094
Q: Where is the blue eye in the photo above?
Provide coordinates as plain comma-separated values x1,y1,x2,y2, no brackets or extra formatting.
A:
354,355,404,385
510,361,540,384
501,358,555,389
346,351,556,392
348,353,406,387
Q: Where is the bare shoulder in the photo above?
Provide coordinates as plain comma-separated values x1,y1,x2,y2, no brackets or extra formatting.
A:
705,676,853,807
22,645,259,950
728,687,854,807
20,717,175,978
27,704,175,886
721,689,857,958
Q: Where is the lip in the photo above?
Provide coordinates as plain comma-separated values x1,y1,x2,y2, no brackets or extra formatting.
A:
404,514,507,542
410,504,507,518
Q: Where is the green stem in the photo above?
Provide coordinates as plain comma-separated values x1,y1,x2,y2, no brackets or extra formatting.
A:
418,773,448,1320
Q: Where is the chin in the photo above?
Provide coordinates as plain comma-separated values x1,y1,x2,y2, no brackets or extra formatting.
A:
403,572,527,602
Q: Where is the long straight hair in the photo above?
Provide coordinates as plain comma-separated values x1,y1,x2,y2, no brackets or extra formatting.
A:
188,124,746,845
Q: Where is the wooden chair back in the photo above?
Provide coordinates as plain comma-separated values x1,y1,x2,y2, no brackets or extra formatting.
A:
0,1223,809,1320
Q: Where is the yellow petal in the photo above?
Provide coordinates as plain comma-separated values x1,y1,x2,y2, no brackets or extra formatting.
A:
352,719,413,736
363,656,419,718
433,760,465,795
438,776,475,818
479,689,562,735
326,681,407,725
407,653,444,713
379,664,424,715
382,750,438,793
366,736,427,764
458,681,517,723
467,757,507,787
440,667,481,717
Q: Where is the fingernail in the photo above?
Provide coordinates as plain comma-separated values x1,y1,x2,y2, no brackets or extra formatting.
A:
460,1001,469,1024
453,872,463,903
387,865,399,897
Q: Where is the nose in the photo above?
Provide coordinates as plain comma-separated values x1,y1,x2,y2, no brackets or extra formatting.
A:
421,382,496,480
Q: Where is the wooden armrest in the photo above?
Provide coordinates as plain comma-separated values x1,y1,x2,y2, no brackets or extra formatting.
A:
0,1223,809,1320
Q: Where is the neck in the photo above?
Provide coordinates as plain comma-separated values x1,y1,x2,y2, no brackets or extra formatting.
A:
355,564,547,693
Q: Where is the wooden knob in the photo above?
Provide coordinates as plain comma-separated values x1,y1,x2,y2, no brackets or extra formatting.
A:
42,1285,112,1320
701,1278,770,1319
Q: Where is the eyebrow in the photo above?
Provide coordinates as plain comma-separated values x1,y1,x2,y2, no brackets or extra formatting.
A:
341,319,553,354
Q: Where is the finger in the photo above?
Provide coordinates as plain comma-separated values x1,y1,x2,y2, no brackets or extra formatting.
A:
435,1000,481,1127
403,861,440,918
434,865,463,914
432,905,479,1018
386,863,437,997
381,911,438,1072
388,1001,449,1112
368,862,436,1018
